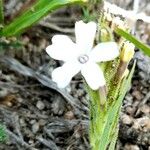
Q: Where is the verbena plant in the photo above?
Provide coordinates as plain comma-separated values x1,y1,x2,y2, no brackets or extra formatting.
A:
0,0,150,149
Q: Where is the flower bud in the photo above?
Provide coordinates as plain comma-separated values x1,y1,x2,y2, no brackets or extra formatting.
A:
115,42,134,81
120,41,135,63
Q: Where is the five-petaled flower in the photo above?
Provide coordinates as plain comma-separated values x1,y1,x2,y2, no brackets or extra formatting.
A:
46,21,119,90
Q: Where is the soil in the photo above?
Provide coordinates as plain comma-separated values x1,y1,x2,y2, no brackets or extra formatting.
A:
0,0,150,150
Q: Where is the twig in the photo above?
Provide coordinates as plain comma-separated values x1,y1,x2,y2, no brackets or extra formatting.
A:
141,91,150,105
135,91,150,116
5,128,31,149
0,81,41,89
20,100,49,119
39,21,74,33
0,107,25,144
43,16,75,25
37,137,60,150
12,113,24,143
45,118,88,133
0,56,88,113
0,106,39,149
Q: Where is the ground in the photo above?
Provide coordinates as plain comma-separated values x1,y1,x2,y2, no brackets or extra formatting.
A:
0,0,150,150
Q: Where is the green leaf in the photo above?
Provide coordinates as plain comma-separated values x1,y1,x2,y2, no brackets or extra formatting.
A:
108,126,118,150
0,124,7,142
0,0,4,24
86,85,108,149
115,28,150,57
1,0,84,37
88,61,135,150
97,61,136,150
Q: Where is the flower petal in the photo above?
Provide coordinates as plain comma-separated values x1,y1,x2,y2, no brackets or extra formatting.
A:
81,62,105,90
52,61,81,88
46,35,78,61
89,42,119,62
75,21,97,53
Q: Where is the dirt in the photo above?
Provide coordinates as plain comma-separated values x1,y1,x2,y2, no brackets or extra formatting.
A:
0,0,150,150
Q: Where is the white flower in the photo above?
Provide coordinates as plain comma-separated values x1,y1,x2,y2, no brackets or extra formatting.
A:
46,21,119,90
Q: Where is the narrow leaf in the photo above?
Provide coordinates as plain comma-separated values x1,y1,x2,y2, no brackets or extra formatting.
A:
0,0,4,24
98,61,136,150
0,124,7,142
115,28,150,57
108,127,118,150
1,0,85,37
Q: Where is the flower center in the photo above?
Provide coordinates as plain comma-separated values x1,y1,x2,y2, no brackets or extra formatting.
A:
78,54,89,64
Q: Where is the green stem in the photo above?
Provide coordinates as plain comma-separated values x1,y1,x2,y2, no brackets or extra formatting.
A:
0,0,4,24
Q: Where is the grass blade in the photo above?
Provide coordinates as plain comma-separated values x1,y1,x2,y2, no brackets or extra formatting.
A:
0,0,4,24
1,0,85,37
115,28,150,57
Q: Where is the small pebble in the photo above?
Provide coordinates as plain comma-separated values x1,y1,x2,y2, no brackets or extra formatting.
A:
32,122,40,134
39,119,47,126
132,91,143,100
38,39,47,50
36,101,45,110
77,89,85,97
19,118,25,126
28,140,34,144
133,117,150,131
17,97,23,103
64,111,75,120
126,106,135,115
125,94,133,102
140,105,150,115
30,119,36,125
121,114,133,125
51,97,65,115
124,143,140,150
